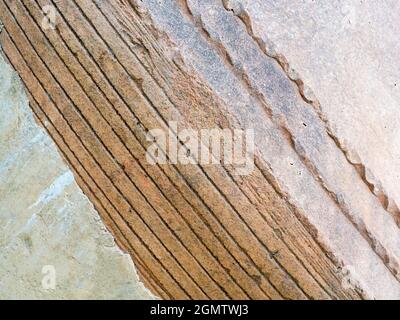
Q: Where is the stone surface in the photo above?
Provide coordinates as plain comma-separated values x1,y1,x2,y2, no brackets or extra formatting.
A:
235,0,400,214
138,0,400,299
0,51,154,299
1,0,399,300
227,0,400,296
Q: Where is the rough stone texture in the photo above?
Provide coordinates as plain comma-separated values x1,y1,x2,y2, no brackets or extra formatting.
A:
223,0,400,296
0,52,155,299
1,0,399,300
135,0,400,299
234,0,400,219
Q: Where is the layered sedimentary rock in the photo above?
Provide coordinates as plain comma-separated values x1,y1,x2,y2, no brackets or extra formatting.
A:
0,0,399,299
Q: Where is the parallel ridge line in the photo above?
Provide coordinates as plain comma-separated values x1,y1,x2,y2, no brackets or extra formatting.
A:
25,0,257,300
0,32,175,300
111,0,362,299
0,4,200,299
0,0,363,299
74,0,311,299
32,0,276,298
46,0,288,298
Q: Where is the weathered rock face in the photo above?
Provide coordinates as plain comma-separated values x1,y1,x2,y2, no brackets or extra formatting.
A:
234,0,400,219
137,0,400,299
224,0,400,297
0,0,399,300
0,52,154,299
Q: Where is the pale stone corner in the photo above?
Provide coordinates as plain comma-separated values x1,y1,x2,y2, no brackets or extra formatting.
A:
0,40,156,300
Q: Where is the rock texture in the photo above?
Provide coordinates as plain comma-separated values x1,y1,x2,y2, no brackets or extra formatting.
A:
0,51,154,299
233,0,400,222
0,0,399,300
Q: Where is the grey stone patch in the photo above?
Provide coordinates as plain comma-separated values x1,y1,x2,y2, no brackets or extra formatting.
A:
0,48,155,300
